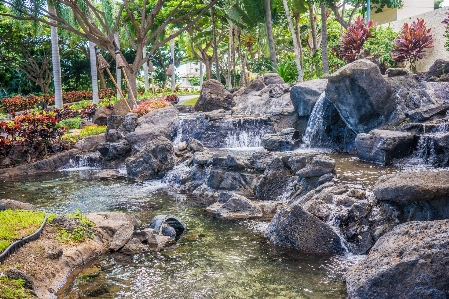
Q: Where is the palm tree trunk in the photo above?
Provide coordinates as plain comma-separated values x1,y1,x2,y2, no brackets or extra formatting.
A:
89,41,100,104
210,6,220,81
294,12,304,67
48,2,63,108
282,0,304,82
99,69,106,89
321,1,329,75
114,32,122,99
264,0,278,70
308,0,318,54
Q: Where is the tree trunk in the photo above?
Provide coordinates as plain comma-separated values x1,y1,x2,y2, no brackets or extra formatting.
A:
308,0,318,54
282,0,304,82
114,32,122,99
232,28,236,87
143,46,149,91
321,2,329,75
227,27,233,89
210,6,220,82
264,0,278,69
99,69,106,89
89,41,100,104
294,12,304,67
124,67,137,108
48,2,63,108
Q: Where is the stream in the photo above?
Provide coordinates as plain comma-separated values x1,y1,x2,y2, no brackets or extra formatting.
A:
0,153,398,298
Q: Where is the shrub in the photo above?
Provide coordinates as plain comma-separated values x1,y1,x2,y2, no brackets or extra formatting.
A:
443,12,449,52
277,60,298,83
364,26,397,67
337,16,374,63
392,18,434,72
55,210,94,244
0,110,71,165
132,98,171,117
59,116,82,129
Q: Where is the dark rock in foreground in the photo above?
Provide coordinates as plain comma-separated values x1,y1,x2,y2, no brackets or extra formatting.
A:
346,220,449,299
265,202,345,254
355,130,416,165
126,136,175,180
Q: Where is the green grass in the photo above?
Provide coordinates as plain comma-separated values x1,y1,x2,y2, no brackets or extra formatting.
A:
181,97,199,106
0,210,46,252
55,210,95,244
0,276,33,299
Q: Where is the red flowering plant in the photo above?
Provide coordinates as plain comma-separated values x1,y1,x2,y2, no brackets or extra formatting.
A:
392,18,434,72
0,110,71,166
132,98,171,117
336,16,374,63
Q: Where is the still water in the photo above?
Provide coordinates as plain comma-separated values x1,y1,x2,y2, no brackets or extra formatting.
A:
1,170,348,299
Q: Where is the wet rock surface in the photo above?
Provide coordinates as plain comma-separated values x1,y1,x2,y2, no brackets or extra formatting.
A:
290,79,328,117
346,220,449,299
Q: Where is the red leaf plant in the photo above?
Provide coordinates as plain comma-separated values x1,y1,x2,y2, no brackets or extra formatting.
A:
336,16,374,63
392,18,434,72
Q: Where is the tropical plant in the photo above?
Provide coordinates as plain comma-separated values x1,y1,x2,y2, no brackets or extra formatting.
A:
277,60,298,83
364,25,397,67
336,16,374,63
392,18,434,72
132,98,171,117
443,12,449,52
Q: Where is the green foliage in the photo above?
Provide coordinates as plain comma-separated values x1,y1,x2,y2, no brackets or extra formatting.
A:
364,25,397,67
277,60,298,83
59,116,81,129
443,12,449,52
248,57,274,73
0,276,33,299
55,210,94,244
0,210,45,252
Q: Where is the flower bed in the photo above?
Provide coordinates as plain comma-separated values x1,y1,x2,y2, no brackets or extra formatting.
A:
1,89,116,112
132,98,171,117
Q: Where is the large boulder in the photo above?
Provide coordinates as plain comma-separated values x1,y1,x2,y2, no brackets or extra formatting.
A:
374,170,449,221
355,130,416,165
261,128,300,152
125,106,178,151
92,99,134,125
426,59,449,81
262,73,284,85
346,220,449,299
97,140,132,161
265,202,345,254
326,59,395,133
125,136,175,180
290,79,328,117
194,80,235,112
254,158,292,201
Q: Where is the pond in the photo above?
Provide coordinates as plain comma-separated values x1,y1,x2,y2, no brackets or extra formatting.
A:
1,169,348,299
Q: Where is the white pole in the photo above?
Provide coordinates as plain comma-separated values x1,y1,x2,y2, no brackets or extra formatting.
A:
199,61,203,88
89,41,100,104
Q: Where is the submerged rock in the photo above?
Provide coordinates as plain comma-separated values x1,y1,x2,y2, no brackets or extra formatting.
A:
346,220,449,299
126,136,175,180
265,202,345,254
206,192,263,219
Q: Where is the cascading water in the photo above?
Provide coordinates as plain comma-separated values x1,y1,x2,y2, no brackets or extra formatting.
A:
64,152,103,171
302,92,329,147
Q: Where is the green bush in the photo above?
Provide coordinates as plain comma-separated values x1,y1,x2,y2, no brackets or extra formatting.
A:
59,116,82,129
277,60,298,83
364,25,398,67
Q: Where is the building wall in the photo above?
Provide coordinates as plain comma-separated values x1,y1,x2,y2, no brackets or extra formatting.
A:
386,7,449,72
371,0,434,25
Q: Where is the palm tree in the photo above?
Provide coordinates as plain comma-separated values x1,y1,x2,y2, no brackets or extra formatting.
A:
48,1,63,108
281,0,304,81
264,0,277,69
321,1,329,75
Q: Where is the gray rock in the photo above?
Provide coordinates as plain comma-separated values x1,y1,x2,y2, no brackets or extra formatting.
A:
290,79,328,117
119,113,138,134
242,78,265,94
355,130,416,165
206,193,263,219
426,59,449,80
255,158,291,200
386,68,410,77
346,220,449,299
326,59,395,133
75,133,106,152
188,138,204,152
262,133,296,152
406,104,449,122
263,73,285,85
126,136,175,180
414,132,449,167
105,129,120,142
50,215,80,231
297,155,335,178
194,80,235,112
97,140,132,161
126,106,178,151
0,199,36,211
86,212,139,251
265,202,345,254
92,99,133,125
45,244,63,259
177,141,187,151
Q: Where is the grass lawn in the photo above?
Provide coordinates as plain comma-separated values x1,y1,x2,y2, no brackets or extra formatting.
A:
181,97,199,106
0,210,46,252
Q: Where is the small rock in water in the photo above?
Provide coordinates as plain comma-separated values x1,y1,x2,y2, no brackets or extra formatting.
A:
177,141,187,151
79,266,101,279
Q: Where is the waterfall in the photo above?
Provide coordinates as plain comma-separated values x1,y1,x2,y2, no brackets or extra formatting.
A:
64,152,103,171
173,119,184,146
224,130,263,148
302,92,328,147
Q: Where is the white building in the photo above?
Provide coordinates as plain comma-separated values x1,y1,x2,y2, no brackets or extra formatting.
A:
371,0,435,25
